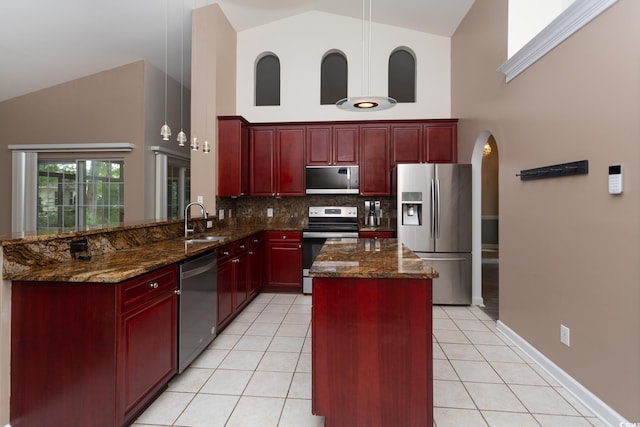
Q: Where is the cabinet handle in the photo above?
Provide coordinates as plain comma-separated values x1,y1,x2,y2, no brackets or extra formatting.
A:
223,251,230,256
249,251,254,255
149,282,159,289
253,239,259,243
232,258,240,263
174,289,181,295
298,244,301,249
282,235,287,240
239,244,246,249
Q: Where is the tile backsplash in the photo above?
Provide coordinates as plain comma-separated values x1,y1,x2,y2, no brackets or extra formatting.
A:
217,196,396,227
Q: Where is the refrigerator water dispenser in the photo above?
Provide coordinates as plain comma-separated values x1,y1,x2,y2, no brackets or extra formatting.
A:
401,192,422,226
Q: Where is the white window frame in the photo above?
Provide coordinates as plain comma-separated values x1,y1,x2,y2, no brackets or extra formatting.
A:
151,145,190,220
8,142,134,234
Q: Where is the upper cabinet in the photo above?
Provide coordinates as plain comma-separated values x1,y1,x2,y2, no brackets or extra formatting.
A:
359,124,390,196
423,122,457,163
218,116,250,197
218,117,457,198
250,125,305,197
306,124,359,166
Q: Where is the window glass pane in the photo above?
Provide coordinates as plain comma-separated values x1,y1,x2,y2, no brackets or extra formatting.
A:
256,54,281,106
37,159,124,231
321,52,348,105
388,49,416,103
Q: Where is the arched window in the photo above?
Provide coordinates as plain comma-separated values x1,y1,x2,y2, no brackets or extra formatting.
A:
388,48,416,103
255,53,280,106
320,51,347,105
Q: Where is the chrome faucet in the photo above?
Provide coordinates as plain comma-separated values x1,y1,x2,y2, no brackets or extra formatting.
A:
184,202,208,238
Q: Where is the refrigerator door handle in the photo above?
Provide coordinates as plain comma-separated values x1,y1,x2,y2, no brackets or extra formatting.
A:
430,179,436,237
435,178,441,238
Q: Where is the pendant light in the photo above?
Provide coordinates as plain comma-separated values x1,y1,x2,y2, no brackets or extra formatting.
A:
337,0,396,112
160,0,172,140
176,0,188,147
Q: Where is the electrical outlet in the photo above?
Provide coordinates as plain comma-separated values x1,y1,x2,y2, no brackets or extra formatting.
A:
218,209,224,220
560,324,570,346
206,220,213,228
267,208,273,217
228,209,232,218
197,195,204,204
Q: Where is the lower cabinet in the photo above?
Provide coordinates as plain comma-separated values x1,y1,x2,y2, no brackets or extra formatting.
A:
265,231,302,291
359,231,394,239
216,233,264,330
10,265,178,427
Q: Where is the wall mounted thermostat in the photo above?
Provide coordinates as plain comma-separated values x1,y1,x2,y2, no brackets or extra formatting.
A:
608,165,623,195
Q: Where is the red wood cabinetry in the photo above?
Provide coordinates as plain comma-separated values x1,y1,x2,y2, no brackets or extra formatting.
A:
218,116,250,197
391,124,422,164
358,231,394,239
250,126,305,196
359,124,391,196
313,277,433,427
423,122,457,163
265,231,302,291
306,124,358,165
10,265,178,427
216,234,262,330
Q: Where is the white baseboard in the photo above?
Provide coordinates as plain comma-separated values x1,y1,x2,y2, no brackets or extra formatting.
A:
496,320,627,427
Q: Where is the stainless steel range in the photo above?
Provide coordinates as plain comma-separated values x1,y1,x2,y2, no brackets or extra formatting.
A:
302,206,359,294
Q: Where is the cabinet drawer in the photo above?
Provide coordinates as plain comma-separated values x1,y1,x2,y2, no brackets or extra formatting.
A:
216,243,236,261
266,231,301,243
248,232,264,248
120,265,177,312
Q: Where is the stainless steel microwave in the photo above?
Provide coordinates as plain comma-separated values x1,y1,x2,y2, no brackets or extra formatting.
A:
305,166,359,195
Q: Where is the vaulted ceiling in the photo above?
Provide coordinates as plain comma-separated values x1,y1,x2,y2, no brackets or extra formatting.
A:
0,0,475,102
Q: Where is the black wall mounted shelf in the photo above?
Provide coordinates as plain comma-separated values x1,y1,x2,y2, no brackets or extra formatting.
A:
517,160,588,181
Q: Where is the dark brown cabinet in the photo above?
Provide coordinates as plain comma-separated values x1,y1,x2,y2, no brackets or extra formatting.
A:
265,231,302,291
218,116,250,197
306,124,359,165
250,126,305,196
359,124,391,196
10,265,178,427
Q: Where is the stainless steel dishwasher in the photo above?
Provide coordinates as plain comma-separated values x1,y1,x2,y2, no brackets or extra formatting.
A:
178,251,218,373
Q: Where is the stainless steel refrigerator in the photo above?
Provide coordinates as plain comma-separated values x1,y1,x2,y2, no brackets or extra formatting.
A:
396,163,472,304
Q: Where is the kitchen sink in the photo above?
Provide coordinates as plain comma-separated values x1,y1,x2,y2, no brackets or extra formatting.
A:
178,235,227,244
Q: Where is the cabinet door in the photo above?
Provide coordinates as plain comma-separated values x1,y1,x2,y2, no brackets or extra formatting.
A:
267,244,302,288
250,127,276,196
423,124,457,163
333,124,359,165
235,247,250,310
306,125,332,165
218,117,250,197
120,292,177,422
359,125,390,196
217,257,234,327
248,235,264,297
277,126,306,196
391,124,421,164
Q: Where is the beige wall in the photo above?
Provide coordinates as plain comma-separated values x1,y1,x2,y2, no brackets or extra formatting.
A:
452,0,640,420
190,3,237,214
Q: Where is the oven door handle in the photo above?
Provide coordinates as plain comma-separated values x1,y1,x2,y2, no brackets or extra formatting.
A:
303,232,359,239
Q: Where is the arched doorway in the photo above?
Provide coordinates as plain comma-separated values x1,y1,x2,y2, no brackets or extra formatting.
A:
471,132,499,320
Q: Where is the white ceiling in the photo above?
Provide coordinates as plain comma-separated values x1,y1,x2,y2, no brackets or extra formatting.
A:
0,0,475,103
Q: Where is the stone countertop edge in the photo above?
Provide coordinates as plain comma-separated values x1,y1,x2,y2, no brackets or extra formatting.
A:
309,238,438,280
3,224,300,284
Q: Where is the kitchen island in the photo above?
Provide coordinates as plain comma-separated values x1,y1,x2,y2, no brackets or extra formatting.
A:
309,238,438,427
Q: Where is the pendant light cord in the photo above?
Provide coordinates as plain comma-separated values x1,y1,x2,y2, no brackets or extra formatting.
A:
180,0,184,130
164,0,168,123
368,0,372,97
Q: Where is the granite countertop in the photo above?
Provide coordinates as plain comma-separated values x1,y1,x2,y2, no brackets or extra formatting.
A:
3,223,301,284
309,238,438,280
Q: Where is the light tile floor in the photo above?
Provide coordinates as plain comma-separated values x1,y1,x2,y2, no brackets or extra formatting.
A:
133,293,607,427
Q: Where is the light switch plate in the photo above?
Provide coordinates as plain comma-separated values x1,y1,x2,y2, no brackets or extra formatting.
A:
267,208,273,217
218,209,224,220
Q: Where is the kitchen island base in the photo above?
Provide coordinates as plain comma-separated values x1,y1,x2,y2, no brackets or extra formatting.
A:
312,276,433,427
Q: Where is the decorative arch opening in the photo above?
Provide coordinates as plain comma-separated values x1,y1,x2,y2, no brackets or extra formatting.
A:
388,47,416,103
320,50,348,105
255,53,281,106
